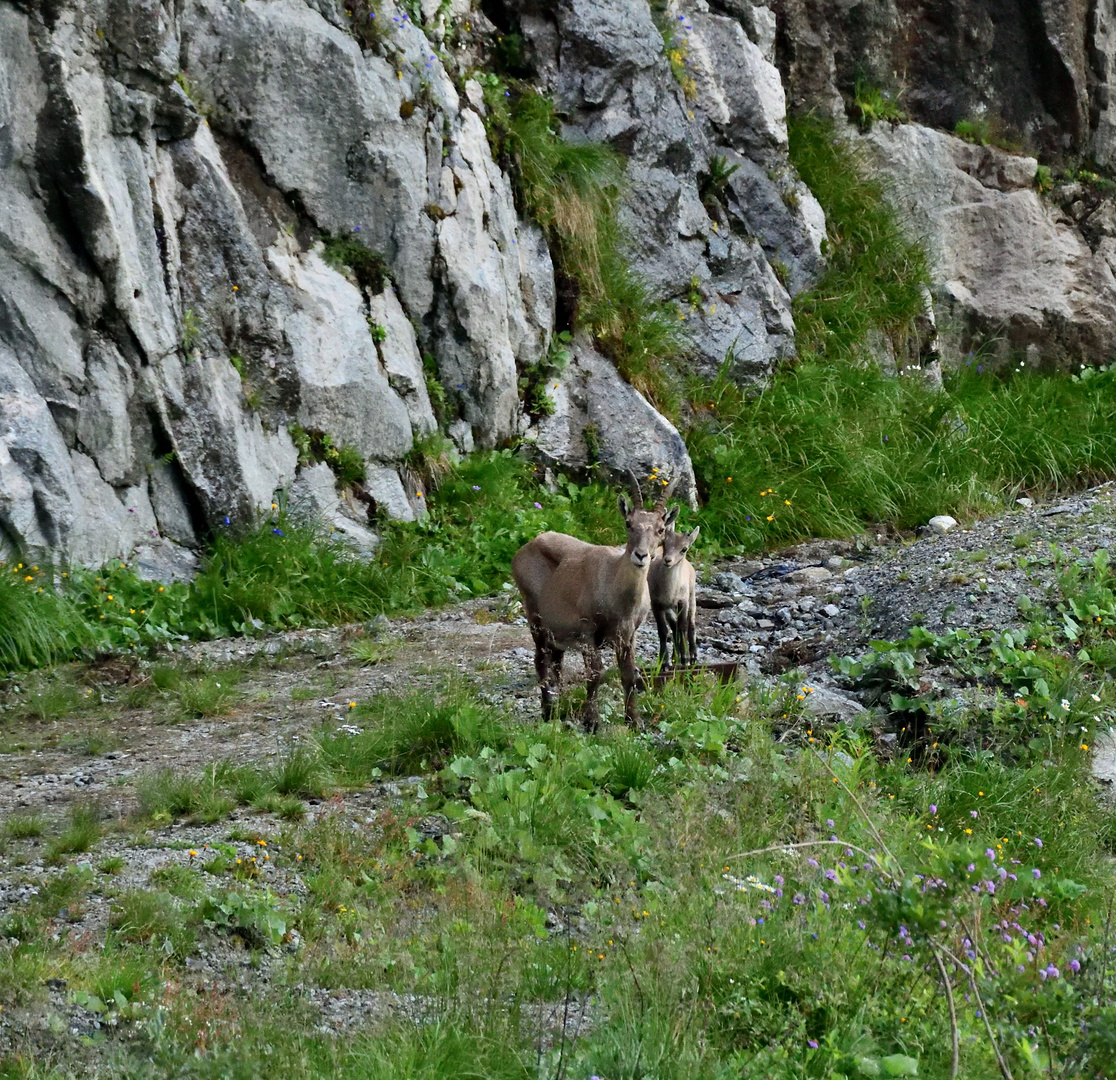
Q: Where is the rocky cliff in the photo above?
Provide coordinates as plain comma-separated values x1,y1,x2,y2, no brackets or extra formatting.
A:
2,0,1115,572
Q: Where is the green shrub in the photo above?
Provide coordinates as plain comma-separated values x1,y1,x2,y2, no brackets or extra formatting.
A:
851,74,905,128
321,234,390,293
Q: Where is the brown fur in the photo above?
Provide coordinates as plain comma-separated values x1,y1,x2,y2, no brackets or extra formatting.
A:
511,485,678,730
648,525,699,668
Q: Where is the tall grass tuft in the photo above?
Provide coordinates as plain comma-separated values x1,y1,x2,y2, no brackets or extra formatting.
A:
0,568,94,672
789,115,930,358
494,88,685,408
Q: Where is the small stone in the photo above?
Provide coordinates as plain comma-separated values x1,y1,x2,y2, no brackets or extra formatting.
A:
824,556,844,571
787,566,832,584
1016,497,1034,508
928,515,958,535
822,603,841,618
802,686,866,721
757,618,775,630
711,571,747,593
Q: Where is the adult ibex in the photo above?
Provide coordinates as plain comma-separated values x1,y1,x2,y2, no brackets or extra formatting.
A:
648,524,700,669
512,472,679,730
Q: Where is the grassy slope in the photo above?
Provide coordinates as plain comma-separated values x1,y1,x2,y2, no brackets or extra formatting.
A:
2,114,1116,1079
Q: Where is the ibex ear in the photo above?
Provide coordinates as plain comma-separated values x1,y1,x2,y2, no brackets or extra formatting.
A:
689,525,700,542
664,506,680,527
618,493,632,518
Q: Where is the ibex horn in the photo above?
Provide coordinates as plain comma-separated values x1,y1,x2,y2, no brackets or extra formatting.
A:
655,471,679,510
626,468,644,507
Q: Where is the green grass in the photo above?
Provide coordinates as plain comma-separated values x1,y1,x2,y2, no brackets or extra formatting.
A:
687,353,1116,552
488,85,685,409
851,74,906,129
789,116,930,357
44,802,102,866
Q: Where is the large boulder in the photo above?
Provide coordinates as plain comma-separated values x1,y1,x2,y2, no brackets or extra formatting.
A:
534,341,698,508
859,122,1116,363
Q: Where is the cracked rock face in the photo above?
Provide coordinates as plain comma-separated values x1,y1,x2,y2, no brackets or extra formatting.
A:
859,123,1116,362
0,0,827,568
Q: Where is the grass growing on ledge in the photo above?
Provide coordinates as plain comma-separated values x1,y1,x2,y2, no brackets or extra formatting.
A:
490,85,685,409
789,116,930,358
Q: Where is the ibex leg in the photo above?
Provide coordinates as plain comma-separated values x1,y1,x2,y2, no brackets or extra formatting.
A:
582,645,604,732
617,639,643,731
684,607,697,668
531,626,556,721
654,609,671,670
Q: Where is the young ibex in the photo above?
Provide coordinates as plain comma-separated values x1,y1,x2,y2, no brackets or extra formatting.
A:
648,524,700,669
512,472,679,730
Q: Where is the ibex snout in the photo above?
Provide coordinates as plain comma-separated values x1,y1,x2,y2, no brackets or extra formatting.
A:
631,548,651,567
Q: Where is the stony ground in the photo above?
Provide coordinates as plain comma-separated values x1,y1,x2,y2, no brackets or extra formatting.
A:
2,483,1115,1051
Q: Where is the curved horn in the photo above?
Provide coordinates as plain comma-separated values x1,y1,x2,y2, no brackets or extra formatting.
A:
655,471,680,510
626,469,644,507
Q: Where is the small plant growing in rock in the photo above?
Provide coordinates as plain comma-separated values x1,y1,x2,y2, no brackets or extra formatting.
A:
321,234,389,294
699,154,740,217
366,319,387,343
851,75,905,129
180,308,200,353
340,1,392,52
652,4,697,99
954,117,992,146
288,424,366,489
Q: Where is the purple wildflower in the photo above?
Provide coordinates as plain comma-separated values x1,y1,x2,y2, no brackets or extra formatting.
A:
826,819,834,829
1034,838,1043,848
1069,959,1081,973
929,804,937,815
534,502,542,509
1033,868,1042,879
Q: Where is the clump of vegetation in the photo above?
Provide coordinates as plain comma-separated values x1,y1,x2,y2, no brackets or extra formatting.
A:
698,153,741,217
340,1,393,52
290,424,367,489
850,74,906,129
651,3,697,100
0,564,95,671
421,353,449,426
518,330,572,419
485,83,685,410
45,801,102,865
954,114,1023,152
954,116,992,146
321,233,390,293
789,116,930,357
